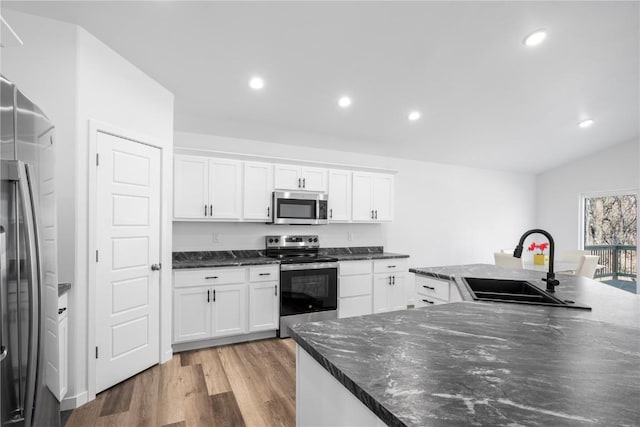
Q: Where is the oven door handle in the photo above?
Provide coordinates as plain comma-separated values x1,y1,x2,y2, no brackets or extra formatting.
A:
280,262,339,271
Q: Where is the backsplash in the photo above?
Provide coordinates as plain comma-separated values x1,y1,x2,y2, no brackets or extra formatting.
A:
172,221,386,251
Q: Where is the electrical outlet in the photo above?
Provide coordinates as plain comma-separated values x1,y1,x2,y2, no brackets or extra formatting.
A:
213,233,220,243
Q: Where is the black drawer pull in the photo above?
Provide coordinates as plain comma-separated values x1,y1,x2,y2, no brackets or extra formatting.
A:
207,290,210,303
259,273,271,276
422,285,435,290
213,289,216,302
387,265,396,268
205,276,219,279
422,299,434,304
58,307,67,315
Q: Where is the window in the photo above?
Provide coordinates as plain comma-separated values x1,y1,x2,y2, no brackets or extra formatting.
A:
582,192,637,293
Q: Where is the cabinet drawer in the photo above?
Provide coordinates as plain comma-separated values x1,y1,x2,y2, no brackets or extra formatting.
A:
249,265,279,282
338,295,372,319
415,295,448,308
339,275,372,298
416,276,450,301
174,267,246,287
339,260,372,276
373,258,407,274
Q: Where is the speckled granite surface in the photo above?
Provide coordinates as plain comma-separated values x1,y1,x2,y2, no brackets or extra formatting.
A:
321,246,410,261
290,264,640,426
172,250,279,269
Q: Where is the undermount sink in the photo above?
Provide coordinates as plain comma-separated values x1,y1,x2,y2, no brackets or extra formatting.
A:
462,277,591,310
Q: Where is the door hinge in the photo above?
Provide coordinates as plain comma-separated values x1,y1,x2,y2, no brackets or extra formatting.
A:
96,250,99,262
96,153,99,166
95,346,99,359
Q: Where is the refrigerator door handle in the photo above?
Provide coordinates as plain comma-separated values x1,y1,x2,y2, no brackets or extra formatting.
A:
15,161,42,427
0,225,6,363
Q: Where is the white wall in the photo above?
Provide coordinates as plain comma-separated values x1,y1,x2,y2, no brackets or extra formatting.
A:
2,10,174,409
174,132,537,268
537,139,639,258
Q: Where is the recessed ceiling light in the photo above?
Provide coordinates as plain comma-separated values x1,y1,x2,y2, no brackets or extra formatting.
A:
249,76,265,90
523,29,547,47
338,96,352,108
408,111,421,121
578,119,594,128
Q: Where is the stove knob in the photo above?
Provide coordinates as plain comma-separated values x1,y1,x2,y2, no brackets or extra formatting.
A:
268,238,274,243
275,238,279,243
313,238,318,242
308,238,313,243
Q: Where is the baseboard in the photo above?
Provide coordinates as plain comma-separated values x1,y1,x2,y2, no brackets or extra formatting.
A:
172,330,277,353
60,391,88,411
161,348,173,364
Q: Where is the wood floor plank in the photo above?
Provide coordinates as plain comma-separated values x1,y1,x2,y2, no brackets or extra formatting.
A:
162,422,186,427
156,354,185,426
198,347,233,396
99,375,135,416
210,391,246,427
127,363,160,427
265,396,295,427
64,393,105,426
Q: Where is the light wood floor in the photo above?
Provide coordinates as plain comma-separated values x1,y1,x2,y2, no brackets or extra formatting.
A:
65,338,297,427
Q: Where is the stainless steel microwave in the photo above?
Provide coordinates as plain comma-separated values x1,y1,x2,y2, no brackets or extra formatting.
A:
272,191,328,225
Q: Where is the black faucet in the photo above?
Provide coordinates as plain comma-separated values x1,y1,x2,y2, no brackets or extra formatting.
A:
513,229,560,292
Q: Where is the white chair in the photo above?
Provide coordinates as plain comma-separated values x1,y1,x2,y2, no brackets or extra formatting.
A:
575,255,600,279
494,252,524,269
561,250,589,263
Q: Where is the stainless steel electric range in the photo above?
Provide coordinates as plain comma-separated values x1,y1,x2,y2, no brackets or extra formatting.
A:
265,235,338,338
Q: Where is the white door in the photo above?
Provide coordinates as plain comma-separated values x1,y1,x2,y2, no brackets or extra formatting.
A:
352,173,374,222
173,155,208,219
95,132,161,393
249,282,279,332
243,161,274,221
388,274,406,311
274,164,302,190
373,174,394,221
372,275,391,313
300,166,328,191
173,288,211,343
209,159,242,219
328,170,351,221
211,284,248,337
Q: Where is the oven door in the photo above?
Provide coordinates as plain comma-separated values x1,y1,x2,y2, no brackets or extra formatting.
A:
280,264,337,316
272,191,326,225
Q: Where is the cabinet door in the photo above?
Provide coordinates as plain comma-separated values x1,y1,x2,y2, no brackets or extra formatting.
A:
301,166,328,192
372,174,393,221
338,296,372,319
372,275,391,313
58,316,68,399
274,164,302,190
249,282,279,332
328,170,351,222
244,161,274,221
211,284,248,338
209,159,242,219
388,274,406,312
174,288,211,343
352,172,374,222
174,156,208,218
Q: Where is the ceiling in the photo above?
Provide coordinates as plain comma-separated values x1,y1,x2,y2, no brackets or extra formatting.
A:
3,1,639,173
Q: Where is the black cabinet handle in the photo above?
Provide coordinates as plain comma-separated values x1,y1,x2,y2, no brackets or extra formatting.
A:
259,273,271,276
58,307,67,315
387,265,396,268
205,276,219,279
388,276,392,285
210,204,213,216
303,178,306,188
298,178,302,188
213,289,216,302
330,208,333,219
275,285,278,296
267,206,270,217
207,290,210,303
371,210,374,219
204,204,207,216
422,299,434,304
392,275,395,285
375,210,378,219
422,285,435,290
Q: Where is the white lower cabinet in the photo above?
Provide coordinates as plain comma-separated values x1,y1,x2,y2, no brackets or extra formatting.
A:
173,265,279,344
57,293,68,400
414,275,462,307
338,258,409,318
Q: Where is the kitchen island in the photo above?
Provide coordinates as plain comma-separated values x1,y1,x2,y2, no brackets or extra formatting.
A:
289,264,640,426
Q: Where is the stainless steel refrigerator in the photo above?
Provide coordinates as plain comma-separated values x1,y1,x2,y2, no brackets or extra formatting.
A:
1,75,60,426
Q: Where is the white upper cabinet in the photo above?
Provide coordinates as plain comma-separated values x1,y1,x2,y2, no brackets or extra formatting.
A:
174,156,209,218
173,155,242,220
328,169,351,222
274,164,328,192
352,172,394,222
243,161,274,221
209,159,242,219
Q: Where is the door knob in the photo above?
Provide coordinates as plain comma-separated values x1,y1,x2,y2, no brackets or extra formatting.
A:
151,264,161,271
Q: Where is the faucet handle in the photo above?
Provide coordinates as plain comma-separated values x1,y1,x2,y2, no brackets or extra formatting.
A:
542,275,560,293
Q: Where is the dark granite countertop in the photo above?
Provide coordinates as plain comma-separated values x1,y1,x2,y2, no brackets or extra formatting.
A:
290,264,640,426
172,250,279,269
321,246,410,261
